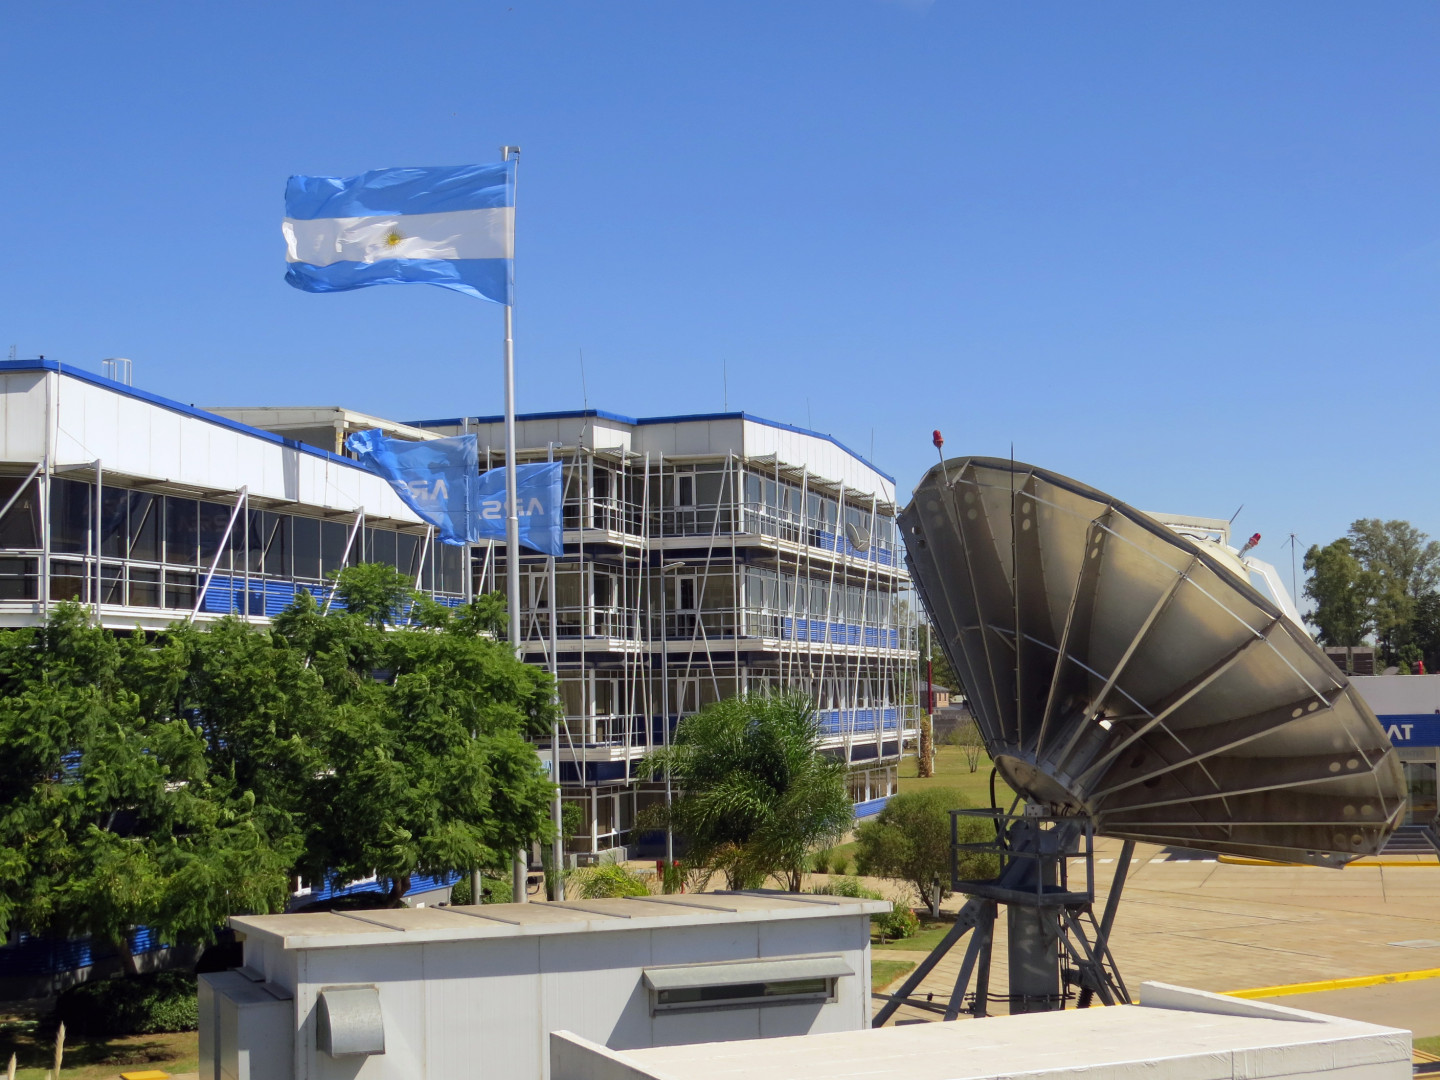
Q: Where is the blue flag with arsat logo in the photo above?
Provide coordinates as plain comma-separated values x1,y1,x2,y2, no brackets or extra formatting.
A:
345,429,563,555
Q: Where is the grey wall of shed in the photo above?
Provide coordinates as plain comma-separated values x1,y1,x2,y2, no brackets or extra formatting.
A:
243,913,872,1080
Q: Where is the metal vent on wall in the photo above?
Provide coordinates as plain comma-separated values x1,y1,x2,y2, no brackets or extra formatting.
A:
901,457,1405,866
317,985,385,1058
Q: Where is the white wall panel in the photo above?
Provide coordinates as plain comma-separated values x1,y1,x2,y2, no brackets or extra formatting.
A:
13,372,422,524
541,929,653,1056
0,373,47,461
424,937,543,1080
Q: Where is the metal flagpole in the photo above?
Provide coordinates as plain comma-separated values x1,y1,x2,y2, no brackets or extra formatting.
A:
548,441,564,900
501,144,529,903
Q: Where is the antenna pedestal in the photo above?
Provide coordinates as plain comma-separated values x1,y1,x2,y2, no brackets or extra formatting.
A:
872,811,1132,1026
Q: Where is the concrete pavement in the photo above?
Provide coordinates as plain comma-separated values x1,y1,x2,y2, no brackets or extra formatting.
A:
873,836,1440,1036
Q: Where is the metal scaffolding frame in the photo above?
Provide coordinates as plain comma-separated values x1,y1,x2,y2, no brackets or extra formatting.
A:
477,439,921,856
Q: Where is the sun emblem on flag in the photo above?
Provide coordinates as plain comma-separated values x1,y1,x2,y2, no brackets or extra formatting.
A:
385,229,405,247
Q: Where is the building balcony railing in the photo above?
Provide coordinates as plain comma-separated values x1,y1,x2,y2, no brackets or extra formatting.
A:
544,496,902,570
516,607,914,650
537,707,913,752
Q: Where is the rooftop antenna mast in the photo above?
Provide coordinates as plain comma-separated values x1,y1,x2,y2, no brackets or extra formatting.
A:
1288,533,1300,607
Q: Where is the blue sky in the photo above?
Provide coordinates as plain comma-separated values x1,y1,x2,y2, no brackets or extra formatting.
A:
1,2,1435,591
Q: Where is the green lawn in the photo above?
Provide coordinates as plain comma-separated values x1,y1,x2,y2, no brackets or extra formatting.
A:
871,958,918,991
1416,1034,1440,1056
873,915,958,952
899,743,1012,805
0,1017,198,1080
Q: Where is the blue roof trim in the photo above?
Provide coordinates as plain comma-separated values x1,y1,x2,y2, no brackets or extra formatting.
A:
410,409,895,486
0,359,380,479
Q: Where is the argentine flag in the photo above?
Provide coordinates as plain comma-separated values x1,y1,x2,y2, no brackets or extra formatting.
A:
283,162,514,304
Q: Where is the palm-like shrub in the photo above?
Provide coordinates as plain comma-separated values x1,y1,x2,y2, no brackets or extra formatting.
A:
639,692,852,891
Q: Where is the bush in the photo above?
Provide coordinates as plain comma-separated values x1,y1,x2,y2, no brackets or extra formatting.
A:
810,875,883,900
809,848,833,875
53,971,198,1036
448,872,512,905
874,906,920,941
856,788,999,915
568,862,652,898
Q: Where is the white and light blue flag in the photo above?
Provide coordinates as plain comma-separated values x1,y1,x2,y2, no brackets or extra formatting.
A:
284,162,514,304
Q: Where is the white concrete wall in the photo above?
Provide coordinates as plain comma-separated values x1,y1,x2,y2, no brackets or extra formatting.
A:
551,983,1412,1080
248,914,871,1080
0,370,422,524
740,421,895,503
428,412,894,499
1351,674,1440,715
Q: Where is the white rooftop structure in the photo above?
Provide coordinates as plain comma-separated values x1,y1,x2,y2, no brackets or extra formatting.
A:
206,892,889,1080
552,982,1412,1080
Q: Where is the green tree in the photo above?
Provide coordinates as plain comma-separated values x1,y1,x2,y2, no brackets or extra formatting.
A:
0,606,293,971
1345,519,1440,662
272,567,559,904
639,692,852,892
1303,539,1377,651
1410,592,1440,674
0,565,561,971
855,788,998,917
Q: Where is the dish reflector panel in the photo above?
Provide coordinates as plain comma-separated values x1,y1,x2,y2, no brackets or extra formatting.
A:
901,457,1405,866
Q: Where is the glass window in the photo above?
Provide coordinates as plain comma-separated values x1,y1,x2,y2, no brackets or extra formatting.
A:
199,501,233,572
293,516,321,580
321,521,349,577
50,478,91,555
0,478,41,549
696,472,724,507
243,510,266,574
263,513,291,578
0,557,38,600
50,558,87,601
98,488,127,558
437,542,461,595
128,492,160,562
164,570,196,610
653,977,833,1011
395,532,419,578
594,571,613,608
129,567,160,608
369,528,396,568
164,497,198,566
100,563,124,605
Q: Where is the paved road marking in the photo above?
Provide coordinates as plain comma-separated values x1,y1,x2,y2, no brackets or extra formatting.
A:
1224,967,1440,999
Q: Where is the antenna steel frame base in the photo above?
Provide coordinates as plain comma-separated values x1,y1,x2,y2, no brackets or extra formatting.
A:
872,812,1132,1026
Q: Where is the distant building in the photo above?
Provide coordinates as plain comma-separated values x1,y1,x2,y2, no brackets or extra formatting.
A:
917,680,952,711
1324,646,1376,676
1350,674,1440,829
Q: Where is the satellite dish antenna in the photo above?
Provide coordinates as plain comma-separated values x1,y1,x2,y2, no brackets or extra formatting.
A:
876,456,1405,1024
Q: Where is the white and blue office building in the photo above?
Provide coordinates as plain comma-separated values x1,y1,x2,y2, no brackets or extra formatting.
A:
0,361,919,862
401,408,921,855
